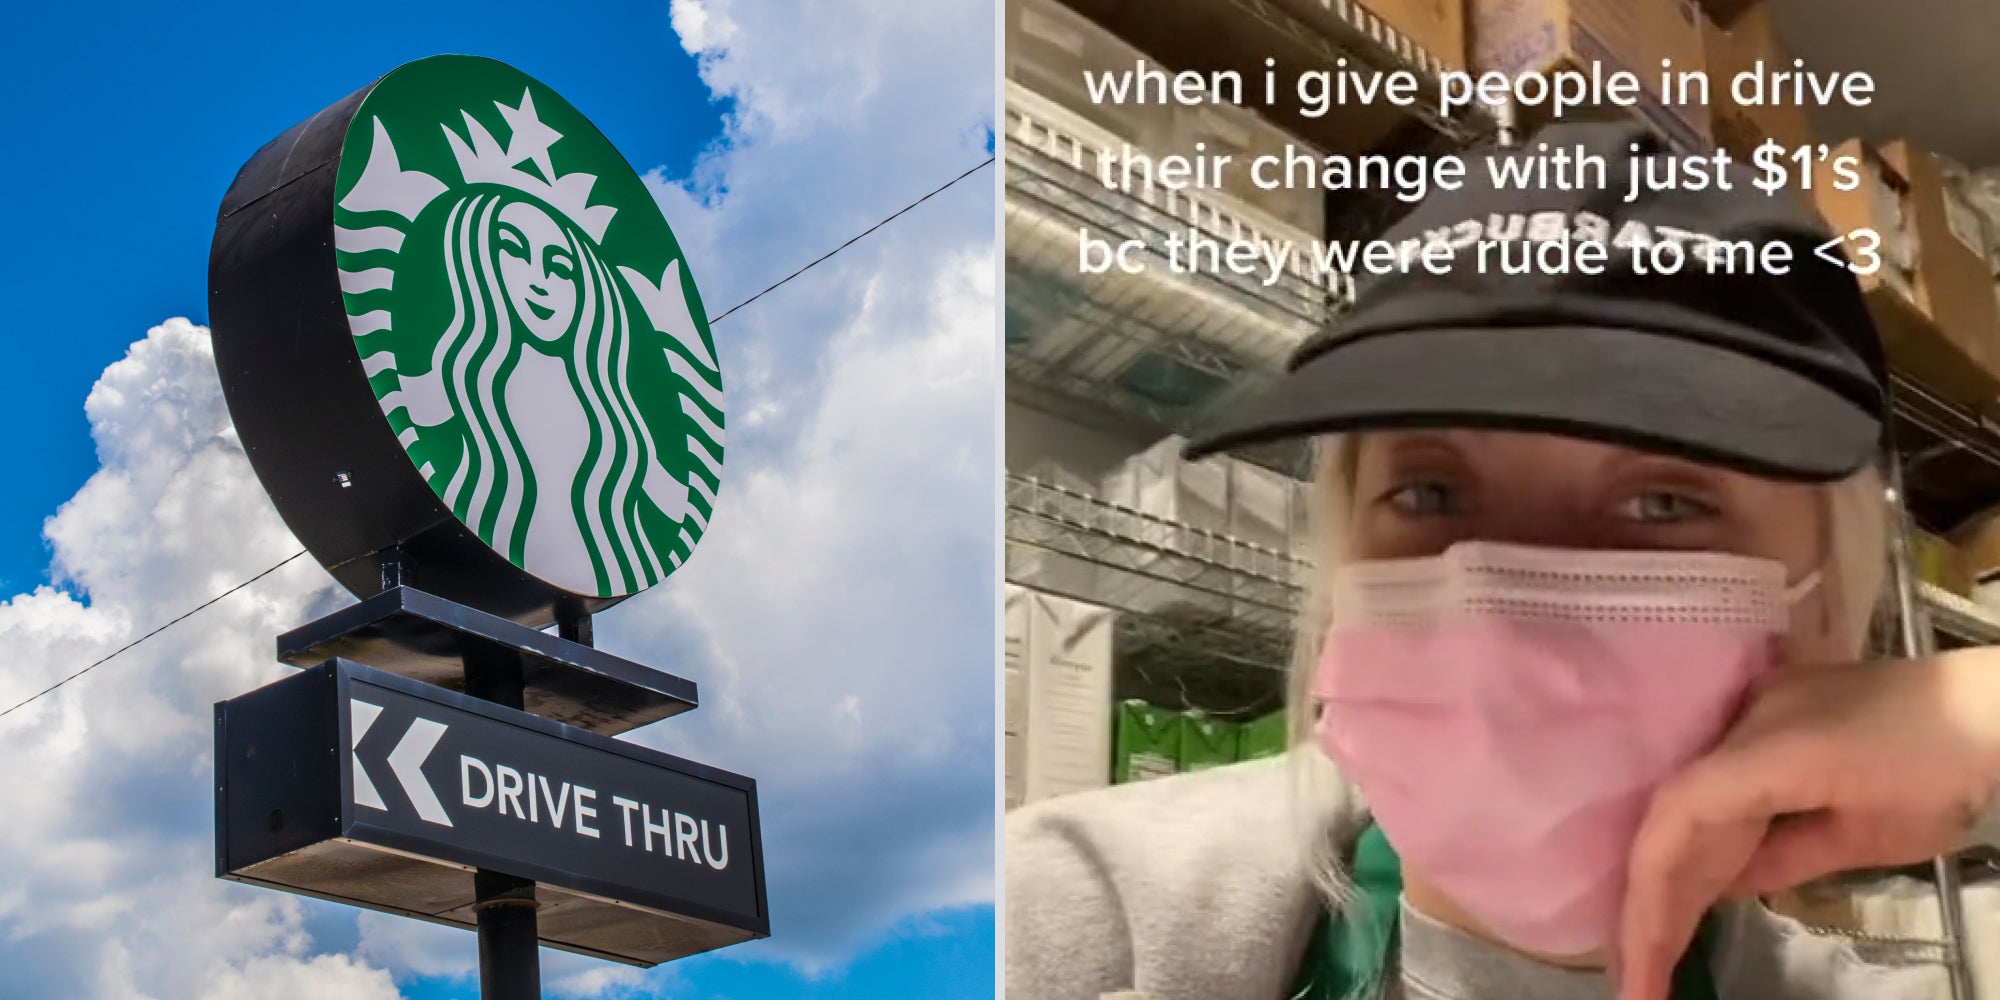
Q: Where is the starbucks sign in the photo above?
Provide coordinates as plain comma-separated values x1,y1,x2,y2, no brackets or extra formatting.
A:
211,56,724,625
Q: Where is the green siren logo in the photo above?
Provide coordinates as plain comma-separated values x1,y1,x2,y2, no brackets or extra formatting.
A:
332,56,721,599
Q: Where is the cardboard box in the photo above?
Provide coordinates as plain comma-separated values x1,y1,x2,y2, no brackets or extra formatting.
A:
1694,0,1762,28
1005,0,1175,151
1699,8,1814,174
1022,592,1118,803
1888,141,2000,363
1914,530,1975,597
1812,140,1916,302
1229,460,1296,552
1470,0,1712,154
1238,711,1290,762
1944,516,2000,584
1179,713,1242,772
1815,141,2000,416
1958,514,2000,613
1269,0,1468,72
1112,701,1183,783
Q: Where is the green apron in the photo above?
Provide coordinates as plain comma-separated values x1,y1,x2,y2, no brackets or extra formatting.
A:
1288,824,1720,1000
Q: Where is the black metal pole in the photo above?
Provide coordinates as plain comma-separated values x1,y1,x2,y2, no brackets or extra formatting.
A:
473,869,540,997
464,638,541,1000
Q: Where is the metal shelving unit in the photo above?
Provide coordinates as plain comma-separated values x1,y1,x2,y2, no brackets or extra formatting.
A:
1923,583,2000,646
1005,475,1302,629
1004,475,1298,727
1006,474,2000,660
1005,84,1347,439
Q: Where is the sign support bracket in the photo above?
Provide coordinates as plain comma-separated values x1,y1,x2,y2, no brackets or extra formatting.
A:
465,631,546,999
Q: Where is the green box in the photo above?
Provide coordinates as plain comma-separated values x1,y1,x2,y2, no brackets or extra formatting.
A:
1113,701,1182,784
1237,710,1289,762
1178,713,1241,773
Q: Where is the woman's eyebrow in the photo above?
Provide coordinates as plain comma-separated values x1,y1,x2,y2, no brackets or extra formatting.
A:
1375,431,1464,465
1602,449,1727,491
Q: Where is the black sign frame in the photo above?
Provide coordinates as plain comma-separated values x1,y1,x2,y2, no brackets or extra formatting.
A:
208,67,630,628
216,659,769,966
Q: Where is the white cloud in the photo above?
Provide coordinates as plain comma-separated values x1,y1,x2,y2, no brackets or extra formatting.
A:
618,0,996,968
669,0,733,55
548,964,649,999
354,914,473,983
0,320,359,997
199,954,400,1000
355,914,648,996
605,246,996,967
0,0,994,993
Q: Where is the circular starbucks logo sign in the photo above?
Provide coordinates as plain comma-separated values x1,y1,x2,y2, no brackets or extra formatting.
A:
330,56,722,599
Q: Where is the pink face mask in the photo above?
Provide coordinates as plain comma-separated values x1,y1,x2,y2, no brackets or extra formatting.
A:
1313,541,1819,958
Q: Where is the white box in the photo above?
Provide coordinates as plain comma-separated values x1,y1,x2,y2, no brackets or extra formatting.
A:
1005,585,1030,811
1023,591,1117,803
1009,536,1114,602
1022,457,1097,497
1104,436,1231,535
1005,584,1030,733
1138,457,1229,535
1229,460,1295,552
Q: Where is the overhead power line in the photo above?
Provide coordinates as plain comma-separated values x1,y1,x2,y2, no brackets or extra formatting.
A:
0,156,995,723
0,550,310,721
709,156,995,324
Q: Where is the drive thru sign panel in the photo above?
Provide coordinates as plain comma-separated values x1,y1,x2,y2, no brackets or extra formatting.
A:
216,660,768,965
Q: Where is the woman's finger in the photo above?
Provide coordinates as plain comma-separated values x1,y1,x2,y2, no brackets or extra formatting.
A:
1618,812,1763,1000
1618,740,1823,1000
1724,812,1851,897
1731,808,1976,897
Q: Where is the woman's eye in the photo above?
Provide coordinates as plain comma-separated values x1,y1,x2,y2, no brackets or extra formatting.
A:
1386,480,1457,516
547,256,575,281
498,235,528,261
1619,491,1715,524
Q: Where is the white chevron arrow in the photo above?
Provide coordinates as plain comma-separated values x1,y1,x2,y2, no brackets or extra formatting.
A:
350,700,386,811
348,700,453,828
388,717,453,827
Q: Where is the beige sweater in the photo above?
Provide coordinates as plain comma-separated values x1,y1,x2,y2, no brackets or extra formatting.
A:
1005,755,1980,1000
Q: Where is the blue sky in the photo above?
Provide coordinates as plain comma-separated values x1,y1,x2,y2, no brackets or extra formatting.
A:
0,1,996,998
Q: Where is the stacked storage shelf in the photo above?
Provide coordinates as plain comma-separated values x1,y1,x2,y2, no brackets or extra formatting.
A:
1004,84,1340,433
1001,0,1492,809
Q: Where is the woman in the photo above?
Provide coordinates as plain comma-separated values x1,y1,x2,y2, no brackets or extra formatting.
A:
1006,123,2000,1000
384,184,712,597
343,105,722,598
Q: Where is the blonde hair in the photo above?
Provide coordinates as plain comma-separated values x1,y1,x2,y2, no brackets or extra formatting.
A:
1280,434,1891,911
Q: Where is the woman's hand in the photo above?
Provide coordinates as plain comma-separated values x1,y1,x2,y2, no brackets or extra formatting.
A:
1615,647,2000,1000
